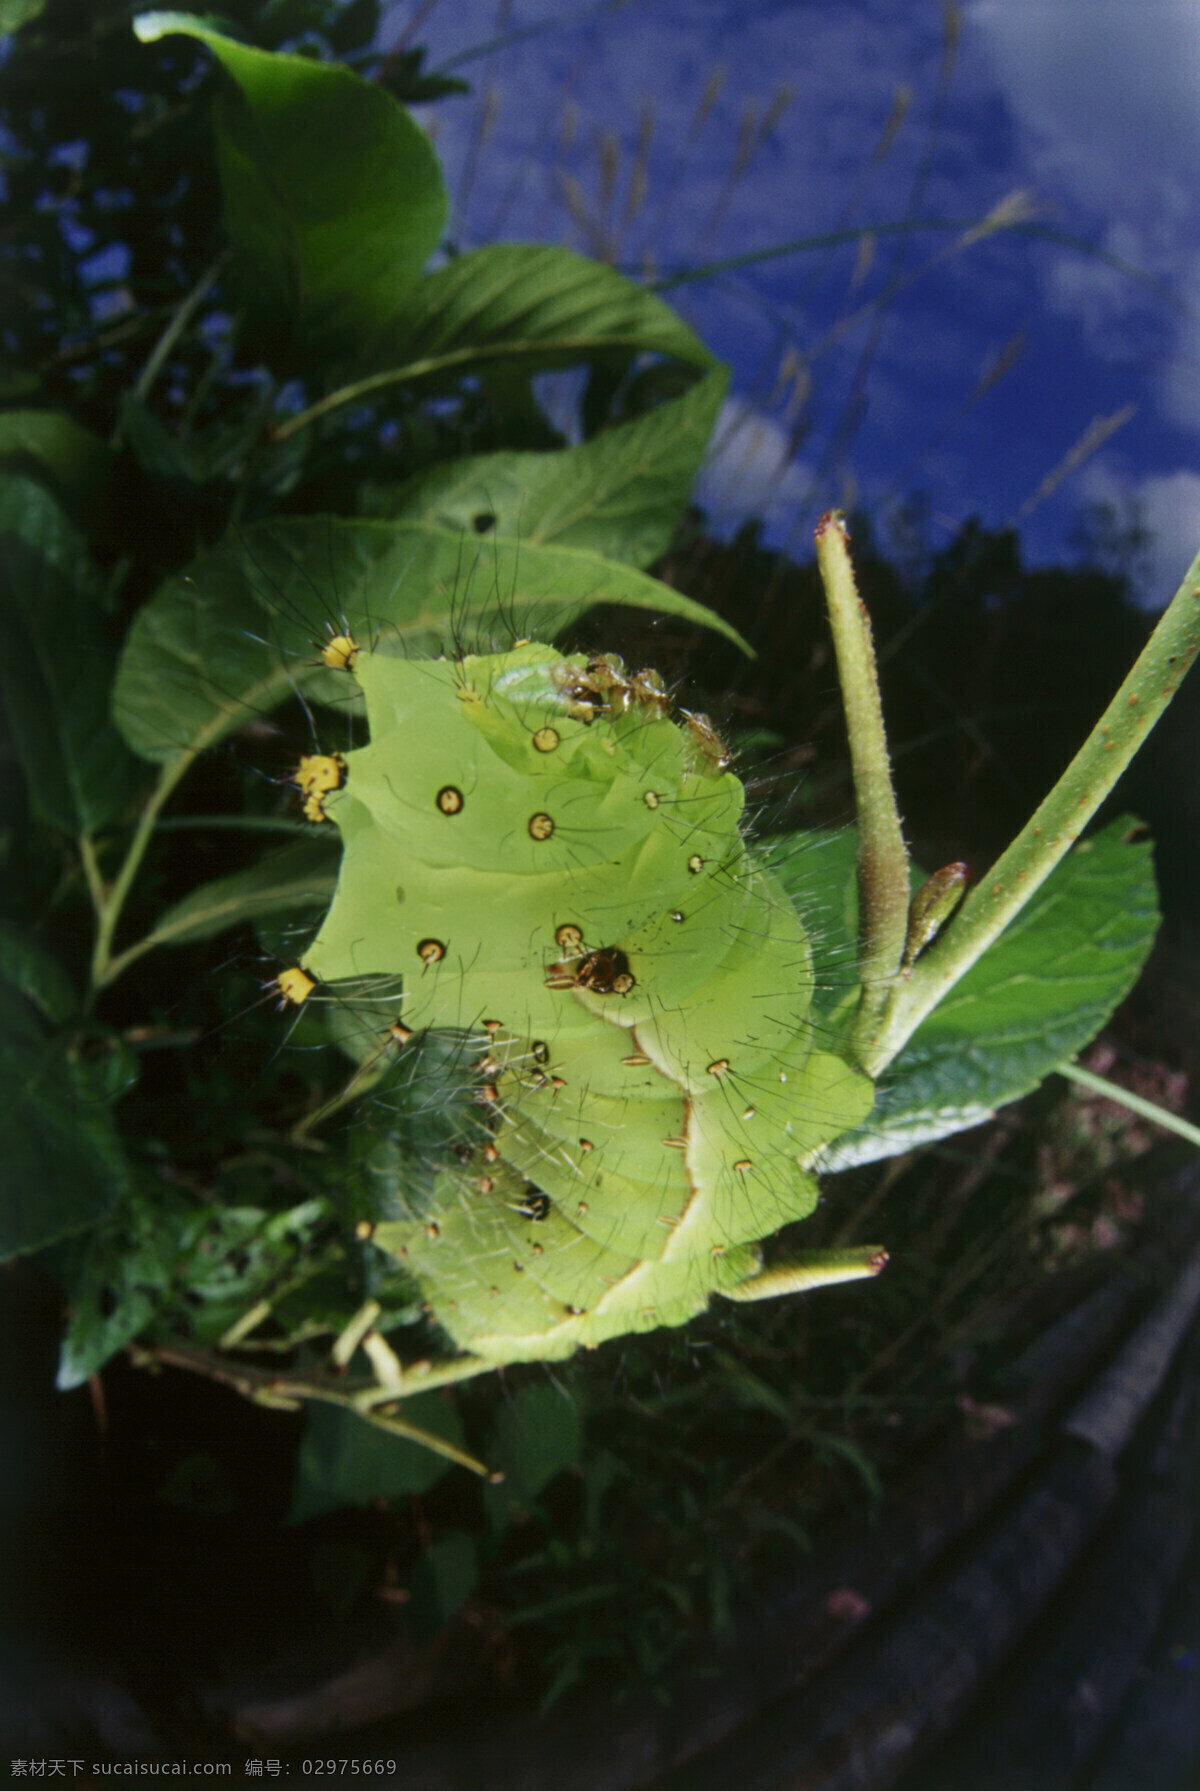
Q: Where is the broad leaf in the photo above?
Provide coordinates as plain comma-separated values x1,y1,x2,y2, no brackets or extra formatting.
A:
133,12,447,361
407,1531,478,1641
791,816,1160,1165
485,1384,583,1524
369,243,714,379
56,1186,329,1387
288,1396,463,1523
112,515,751,765
144,835,341,950
381,366,728,568
0,476,140,832
0,410,110,530
0,0,46,30
0,950,134,1259
0,921,80,1024
118,394,265,489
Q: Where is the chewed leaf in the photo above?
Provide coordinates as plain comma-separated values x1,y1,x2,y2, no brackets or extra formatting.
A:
382,367,728,569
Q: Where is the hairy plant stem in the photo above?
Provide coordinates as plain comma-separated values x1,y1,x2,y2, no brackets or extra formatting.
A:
863,544,1200,1079
814,513,911,1062
136,1339,496,1476
1059,1061,1200,1150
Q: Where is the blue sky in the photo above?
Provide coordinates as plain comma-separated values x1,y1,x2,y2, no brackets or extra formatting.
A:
387,0,1200,606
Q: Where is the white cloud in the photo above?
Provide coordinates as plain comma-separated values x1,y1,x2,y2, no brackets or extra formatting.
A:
1137,469,1200,596
969,0,1200,428
692,396,813,539
1075,459,1200,606
969,0,1200,212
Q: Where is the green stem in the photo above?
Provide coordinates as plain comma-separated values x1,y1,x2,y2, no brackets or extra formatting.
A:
78,832,105,917
863,546,1200,1079
88,749,198,1001
112,252,228,447
1059,1061,1200,1150
814,513,911,1058
140,1339,495,1474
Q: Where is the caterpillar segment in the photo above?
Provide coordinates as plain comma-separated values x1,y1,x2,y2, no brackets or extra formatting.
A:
285,641,877,1364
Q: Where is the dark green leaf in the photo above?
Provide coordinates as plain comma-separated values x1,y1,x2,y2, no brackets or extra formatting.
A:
0,476,140,833
118,394,263,489
57,1190,330,1386
133,12,448,359
287,1395,464,1522
0,922,80,1024
371,243,714,378
145,834,341,950
0,974,133,1260
0,410,110,531
112,514,751,765
806,816,1161,1164
0,0,47,29
489,1383,583,1501
56,1236,168,1389
156,1451,239,1514
381,366,728,568
407,1530,478,1641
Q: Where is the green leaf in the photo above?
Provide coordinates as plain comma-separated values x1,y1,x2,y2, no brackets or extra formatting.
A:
118,394,264,489
0,476,140,833
370,243,715,379
380,366,728,568
0,921,80,1024
0,0,47,29
111,514,751,765
0,411,110,531
287,1395,464,1523
0,964,133,1260
133,12,448,360
54,1174,189,1387
407,1530,478,1641
56,1227,169,1388
144,834,341,950
488,1383,583,1501
818,816,1160,1164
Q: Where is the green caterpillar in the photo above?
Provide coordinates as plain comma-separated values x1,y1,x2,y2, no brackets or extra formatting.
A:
280,637,877,1365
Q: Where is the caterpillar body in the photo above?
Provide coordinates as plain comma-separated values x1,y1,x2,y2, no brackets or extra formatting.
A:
281,639,876,1364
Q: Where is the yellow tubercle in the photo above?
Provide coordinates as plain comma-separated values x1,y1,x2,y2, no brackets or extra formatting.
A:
276,966,317,1007
321,631,360,671
293,752,346,823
